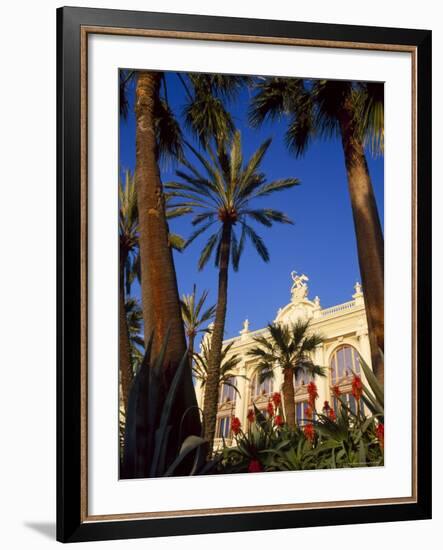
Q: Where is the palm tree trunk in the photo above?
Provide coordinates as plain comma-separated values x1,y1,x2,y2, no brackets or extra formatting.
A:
203,223,231,454
119,248,133,414
338,102,384,385
134,70,201,437
282,368,296,429
187,332,195,372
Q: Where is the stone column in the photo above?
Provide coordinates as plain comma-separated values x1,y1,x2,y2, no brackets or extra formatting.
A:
273,365,284,394
194,381,203,410
234,362,248,425
313,296,322,319
314,343,329,411
356,319,371,367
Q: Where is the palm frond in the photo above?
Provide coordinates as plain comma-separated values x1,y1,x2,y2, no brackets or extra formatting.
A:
184,92,235,146
198,232,220,271
249,178,300,200
154,98,184,163
185,220,216,248
239,138,272,192
356,82,384,157
231,225,246,271
168,233,186,251
170,127,300,274
242,223,270,262
166,206,193,219
180,285,216,339
249,78,293,126
119,70,134,119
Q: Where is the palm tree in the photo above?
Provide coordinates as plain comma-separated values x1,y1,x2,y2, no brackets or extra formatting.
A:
193,340,244,399
123,69,250,359
119,171,139,413
127,70,250,440
250,78,385,384
124,297,145,373
165,130,300,451
180,285,216,367
247,320,325,429
133,70,207,446
134,71,187,368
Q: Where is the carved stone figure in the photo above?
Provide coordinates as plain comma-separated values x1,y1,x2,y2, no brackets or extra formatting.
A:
290,271,309,302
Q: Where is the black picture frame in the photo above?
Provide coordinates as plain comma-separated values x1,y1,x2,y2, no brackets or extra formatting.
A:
57,6,432,543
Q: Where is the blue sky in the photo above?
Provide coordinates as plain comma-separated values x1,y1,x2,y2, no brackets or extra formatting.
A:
119,72,384,342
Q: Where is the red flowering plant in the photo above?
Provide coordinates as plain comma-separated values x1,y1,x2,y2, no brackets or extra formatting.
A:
312,354,385,468
218,403,319,473
215,353,384,473
272,392,282,408
274,415,284,428
304,404,313,420
303,422,315,442
352,375,363,401
248,459,262,473
218,404,286,474
376,422,384,450
307,381,319,409
231,416,242,435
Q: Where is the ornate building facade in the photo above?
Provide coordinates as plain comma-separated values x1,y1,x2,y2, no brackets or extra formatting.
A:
194,272,374,449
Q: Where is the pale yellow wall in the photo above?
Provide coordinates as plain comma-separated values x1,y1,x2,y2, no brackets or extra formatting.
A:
193,280,374,447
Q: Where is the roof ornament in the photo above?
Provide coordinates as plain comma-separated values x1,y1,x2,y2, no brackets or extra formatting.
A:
240,318,250,338
353,281,364,304
290,271,309,303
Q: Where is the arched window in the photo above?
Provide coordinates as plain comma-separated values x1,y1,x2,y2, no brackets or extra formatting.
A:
219,376,237,404
295,400,309,424
329,344,364,414
294,368,315,387
330,344,361,385
250,373,273,399
215,415,231,438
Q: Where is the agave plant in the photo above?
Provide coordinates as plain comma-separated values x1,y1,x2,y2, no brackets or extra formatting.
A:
218,400,318,473
122,332,219,478
312,353,384,468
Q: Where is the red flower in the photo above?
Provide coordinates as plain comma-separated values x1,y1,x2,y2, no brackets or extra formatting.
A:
247,409,255,423
323,400,331,412
272,392,282,407
328,408,336,421
248,459,262,473
267,400,274,417
304,404,313,420
351,375,363,401
231,416,241,435
274,415,284,427
332,385,341,398
376,423,384,450
307,381,318,407
303,423,315,442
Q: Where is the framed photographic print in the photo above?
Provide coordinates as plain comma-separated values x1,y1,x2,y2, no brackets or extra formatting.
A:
57,6,432,543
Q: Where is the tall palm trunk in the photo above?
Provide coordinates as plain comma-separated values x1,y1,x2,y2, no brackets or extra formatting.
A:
187,332,195,371
119,248,133,414
282,368,296,429
338,102,384,385
203,223,232,454
134,70,201,437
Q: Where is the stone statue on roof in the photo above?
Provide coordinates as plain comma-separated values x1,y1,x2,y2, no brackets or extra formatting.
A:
290,271,309,302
